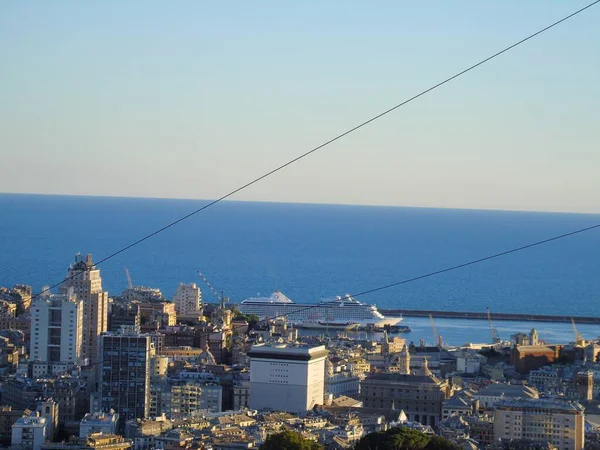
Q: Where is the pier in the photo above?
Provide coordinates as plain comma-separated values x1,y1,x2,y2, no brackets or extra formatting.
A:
380,309,600,325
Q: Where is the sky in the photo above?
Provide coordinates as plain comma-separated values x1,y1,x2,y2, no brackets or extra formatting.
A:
1,1,599,213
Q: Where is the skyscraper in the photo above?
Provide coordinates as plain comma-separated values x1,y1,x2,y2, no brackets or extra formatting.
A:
61,254,109,365
30,292,83,365
98,326,151,432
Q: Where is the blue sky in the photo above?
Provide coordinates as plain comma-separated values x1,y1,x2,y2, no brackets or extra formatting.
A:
1,1,598,212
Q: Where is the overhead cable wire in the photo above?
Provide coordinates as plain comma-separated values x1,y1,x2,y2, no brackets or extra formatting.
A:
31,0,600,299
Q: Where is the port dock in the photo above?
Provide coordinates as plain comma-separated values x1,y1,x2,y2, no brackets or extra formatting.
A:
380,309,600,325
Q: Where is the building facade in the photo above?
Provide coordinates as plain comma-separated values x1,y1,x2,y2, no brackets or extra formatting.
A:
30,293,83,365
172,283,202,316
11,413,47,450
360,373,452,427
493,399,585,450
248,344,328,413
99,327,152,431
60,254,109,365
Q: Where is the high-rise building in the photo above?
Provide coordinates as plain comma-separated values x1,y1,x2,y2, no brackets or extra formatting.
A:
494,399,584,450
99,327,152,432
30,293,83,365
60,254,109,365
248,344,328,413
172,283,202,316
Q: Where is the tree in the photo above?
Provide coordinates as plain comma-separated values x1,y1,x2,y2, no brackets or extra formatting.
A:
260,430,323,450
354,427,459,450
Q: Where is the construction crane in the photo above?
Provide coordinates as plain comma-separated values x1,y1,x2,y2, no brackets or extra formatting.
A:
487,307,501,344
197,271,227,307
429,314,439,347
124,267,133,290
571,317,584,345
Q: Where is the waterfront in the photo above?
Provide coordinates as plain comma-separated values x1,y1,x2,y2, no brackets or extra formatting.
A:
2,194,600,317
299,317,600,346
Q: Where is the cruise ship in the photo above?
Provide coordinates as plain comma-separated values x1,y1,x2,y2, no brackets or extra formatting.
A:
238,291,402,328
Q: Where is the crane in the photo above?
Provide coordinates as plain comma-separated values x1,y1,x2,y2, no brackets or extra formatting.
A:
198,271,227,307
124,267,133,290
571,317,583,345
487,307,501,344
429,314,439,347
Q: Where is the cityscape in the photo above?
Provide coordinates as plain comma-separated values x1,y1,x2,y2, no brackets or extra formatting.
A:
0,253,598,450
2,1,600,450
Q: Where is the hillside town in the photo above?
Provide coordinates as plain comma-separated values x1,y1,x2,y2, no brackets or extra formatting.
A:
0,254,599,450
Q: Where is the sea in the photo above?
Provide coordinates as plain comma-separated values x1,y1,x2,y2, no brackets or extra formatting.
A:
1,193,600,345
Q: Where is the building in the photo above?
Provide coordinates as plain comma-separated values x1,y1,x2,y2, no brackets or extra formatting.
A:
248,344,328,413
109,303,140,332
494,399,584,450
122,286,163,303
0,285,32,313
360,372,452,427
11,413,47,450
0,406,24,446
60,254,109,365
30,293,83,365
474,383,539,409
172,283,202,316
511,345,562,374
381,332,406,355
83,433,132,450
99,327,152,431
80,412,119,438
137,302,176,327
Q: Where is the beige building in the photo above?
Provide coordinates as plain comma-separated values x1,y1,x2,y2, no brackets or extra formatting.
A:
60,254,108,365
493,399,585,450
360,372,452,427
137,301,176,326
172,283,202,316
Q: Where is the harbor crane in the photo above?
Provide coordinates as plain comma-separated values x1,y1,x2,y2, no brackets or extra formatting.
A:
124,267,133,289
197,271,227,307
487,307,501,344
571,317,584,345
429,314,440,347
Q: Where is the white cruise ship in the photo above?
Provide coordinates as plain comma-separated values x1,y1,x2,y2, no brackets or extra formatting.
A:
238,291,402,328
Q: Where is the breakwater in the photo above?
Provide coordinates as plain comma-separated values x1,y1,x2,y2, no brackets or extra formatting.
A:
380,309,600,324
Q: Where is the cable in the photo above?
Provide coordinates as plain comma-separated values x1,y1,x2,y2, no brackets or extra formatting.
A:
223,222,600,334
29,0,600,300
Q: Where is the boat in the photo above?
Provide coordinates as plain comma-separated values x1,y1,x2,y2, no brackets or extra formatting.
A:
238,291,403,328
297,320,361,331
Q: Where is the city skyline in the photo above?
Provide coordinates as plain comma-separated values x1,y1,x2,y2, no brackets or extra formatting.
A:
1,1,599,213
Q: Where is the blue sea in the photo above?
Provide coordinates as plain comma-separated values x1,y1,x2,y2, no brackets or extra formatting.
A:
1,193,599,344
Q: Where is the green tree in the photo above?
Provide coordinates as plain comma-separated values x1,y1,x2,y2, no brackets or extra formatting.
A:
354,427,458,450
260,430,323,450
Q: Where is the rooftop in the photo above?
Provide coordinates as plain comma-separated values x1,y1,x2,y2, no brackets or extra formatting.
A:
496,398,584,412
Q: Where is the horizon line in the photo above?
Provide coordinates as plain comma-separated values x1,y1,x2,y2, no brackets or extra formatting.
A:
1,190,599,217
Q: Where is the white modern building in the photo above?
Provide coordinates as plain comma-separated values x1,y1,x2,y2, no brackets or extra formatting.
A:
11,413,48,450
248,344,328,413
30,293,83,365
60,254,109,365
172,283,202,316
80,411,119,438
494,398,585,450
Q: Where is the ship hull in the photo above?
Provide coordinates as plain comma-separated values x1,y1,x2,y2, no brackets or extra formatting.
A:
238,300,403,328
296,321,361,331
